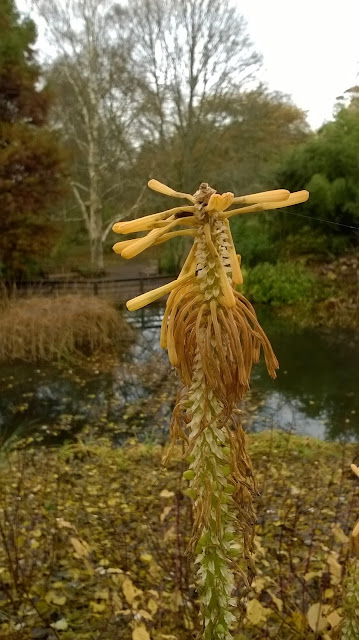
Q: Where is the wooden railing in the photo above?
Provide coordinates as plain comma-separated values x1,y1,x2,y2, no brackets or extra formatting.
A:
9,273,174,302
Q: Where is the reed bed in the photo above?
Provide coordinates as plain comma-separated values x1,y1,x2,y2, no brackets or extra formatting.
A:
0,294,132,362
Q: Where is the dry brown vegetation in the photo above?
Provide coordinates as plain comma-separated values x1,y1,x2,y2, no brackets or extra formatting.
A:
0,431,358,640
0,294,132,362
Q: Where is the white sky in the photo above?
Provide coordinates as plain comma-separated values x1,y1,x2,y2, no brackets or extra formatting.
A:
16,0,359,130
238,0,359,128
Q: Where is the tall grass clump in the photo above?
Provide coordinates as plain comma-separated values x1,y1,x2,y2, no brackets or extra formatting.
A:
0,294,132,362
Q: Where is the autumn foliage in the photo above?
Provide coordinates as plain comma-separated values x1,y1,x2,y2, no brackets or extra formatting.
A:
0,0,67,278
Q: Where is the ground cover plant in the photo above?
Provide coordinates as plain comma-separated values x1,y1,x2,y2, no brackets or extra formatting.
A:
0,294,132,362
0,431,358,640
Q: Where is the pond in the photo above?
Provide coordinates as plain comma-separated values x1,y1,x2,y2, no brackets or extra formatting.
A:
0,306,358,448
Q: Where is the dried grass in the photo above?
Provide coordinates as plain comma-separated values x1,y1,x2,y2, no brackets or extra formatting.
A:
0,294,132,362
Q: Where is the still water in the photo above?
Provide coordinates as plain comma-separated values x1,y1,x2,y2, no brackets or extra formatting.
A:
0,306,358,447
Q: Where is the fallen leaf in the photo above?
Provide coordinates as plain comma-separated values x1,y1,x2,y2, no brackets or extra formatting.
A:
122,577,142,606
132,624,151,640
268,590,283,612
326,609,342,629
138,609,153,620
160,506,173,522
159,489,174,498
147,598,158,615
90,601,107,613
332,523,349,544
70,537,90,557
246,598,271,625
50,618,68,631
56,518,76,531
307,603,328,633
327,553,342,582
140,553,153,564
291,611,306,631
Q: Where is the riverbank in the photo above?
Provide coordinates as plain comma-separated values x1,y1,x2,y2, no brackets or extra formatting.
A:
278,252,359,332
0,430,358,640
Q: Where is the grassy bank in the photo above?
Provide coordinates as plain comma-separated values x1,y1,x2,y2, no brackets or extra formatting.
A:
0,294,133,363
0,431,358,639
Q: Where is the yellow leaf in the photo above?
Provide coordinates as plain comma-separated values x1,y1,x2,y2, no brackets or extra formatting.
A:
324,588,334,599
31,539,40,549
56,518,76,531
108,497,120,507
268,590,283,612
351,463,359,478
112,592,123,612
159,489,174,498
50,618,68,631
160,506,173,522
332,523,349,544
70,537,90,557
246,598,271,626
183,611,194,630
122,577,142,606
52,594,66,606
90,601,107,613
252,577,266,594
327,554,342,582
307,603,328,633
138,609,153,620
292,611,306,631
140,554,153,564
326,609,342,629
304,570,323,582
45,590,56,604
147,598,158,616
94,589,109,600
132,624,151,640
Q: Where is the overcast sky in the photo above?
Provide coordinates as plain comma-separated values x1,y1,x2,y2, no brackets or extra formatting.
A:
16,0,359,130
238,0,359,128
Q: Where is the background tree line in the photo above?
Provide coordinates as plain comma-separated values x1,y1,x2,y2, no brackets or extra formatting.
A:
1,0,358,279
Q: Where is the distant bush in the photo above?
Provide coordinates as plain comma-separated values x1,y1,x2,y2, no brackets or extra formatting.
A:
231,217,276,266
278,225,349,260
242,261,315,305
0,294,133,362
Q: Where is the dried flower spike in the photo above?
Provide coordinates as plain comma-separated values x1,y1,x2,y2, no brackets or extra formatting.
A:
113,180,309,640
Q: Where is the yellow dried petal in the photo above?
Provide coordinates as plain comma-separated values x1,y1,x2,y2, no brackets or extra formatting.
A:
263,190,309,209
233,189,290,204
126,274,194,311
208,192,234,212
121,218,191,259
112,239,134,255
224,220,243,285
148,179,195,202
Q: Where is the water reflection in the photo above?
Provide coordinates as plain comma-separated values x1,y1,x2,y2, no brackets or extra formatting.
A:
249,309,359,440
0,306,358,447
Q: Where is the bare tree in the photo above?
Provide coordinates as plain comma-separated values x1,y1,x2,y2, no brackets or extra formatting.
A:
119,0,262,190
32,0,143,271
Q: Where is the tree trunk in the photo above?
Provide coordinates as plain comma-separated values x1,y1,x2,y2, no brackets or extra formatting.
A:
90,231,104,273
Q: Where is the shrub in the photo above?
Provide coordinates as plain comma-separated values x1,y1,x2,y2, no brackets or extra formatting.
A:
231,216,276,266
0,294,132,362
242,261,315,305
